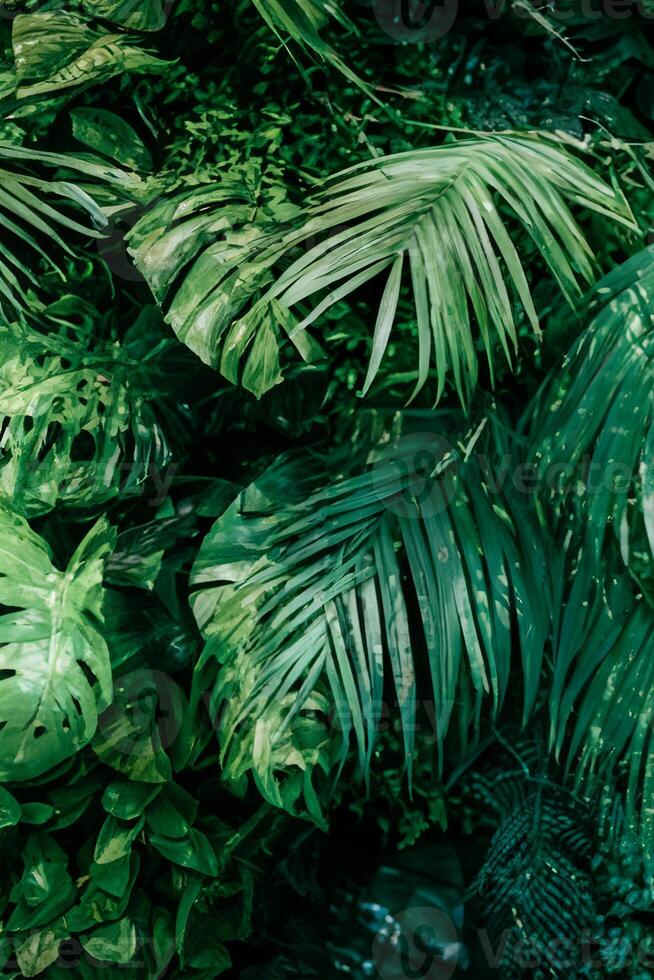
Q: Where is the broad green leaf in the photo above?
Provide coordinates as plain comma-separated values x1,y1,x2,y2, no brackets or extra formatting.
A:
0,315,176,516
71,108,153,171
0,786,20,829
8,13,168,107
92,668,186,783
101,781,162,820
15,922,68,977
8,834,75,932
83,0,171,31
145,783,197,839
81,917,137,965
149,829,219,876
19,803,54,825
94,814,145,864
0,513,115,781
66,853,139,932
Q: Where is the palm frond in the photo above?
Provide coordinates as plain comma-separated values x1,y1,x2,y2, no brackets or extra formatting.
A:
530,246,654,574
249,0,368,94
550,548,654,864
129,133,634,404
0,141,141,320
527,249,654,864
189,421,549,820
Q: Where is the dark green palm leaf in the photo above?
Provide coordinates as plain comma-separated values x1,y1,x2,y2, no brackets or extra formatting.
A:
0,141,141,320
550,548,654,862
530,246,654,581
189,422,549,819
249,0,368,93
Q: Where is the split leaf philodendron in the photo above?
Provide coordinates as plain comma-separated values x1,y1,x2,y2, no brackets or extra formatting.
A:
0,512,114,781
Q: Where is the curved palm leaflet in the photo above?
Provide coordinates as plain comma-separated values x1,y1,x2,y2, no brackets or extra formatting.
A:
531,246,654,588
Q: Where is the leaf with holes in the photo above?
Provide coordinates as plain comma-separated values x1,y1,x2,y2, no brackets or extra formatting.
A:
0,308,180,517
0,511,115,781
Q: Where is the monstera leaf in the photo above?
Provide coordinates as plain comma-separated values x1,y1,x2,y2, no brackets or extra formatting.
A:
0,308,180,516
129,133,634,403
0,512,115,781
189,421,550,819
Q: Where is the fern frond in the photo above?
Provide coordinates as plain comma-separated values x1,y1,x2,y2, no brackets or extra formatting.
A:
473,783,595,979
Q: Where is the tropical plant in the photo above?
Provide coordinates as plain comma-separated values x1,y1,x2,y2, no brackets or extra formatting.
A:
2,11,168,110
0,143,137,320
0,510,114,781
531,245,654,575
248,0,367,93
189,420,550,820
0,306,186,515
0,0,651,976
129,134,634,402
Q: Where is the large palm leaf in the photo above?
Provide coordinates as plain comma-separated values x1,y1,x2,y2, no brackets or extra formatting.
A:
526,248,654,863
0,511,115,781
128,133,634,403
548,545,654,863
189,420,549,819
530,246,654,581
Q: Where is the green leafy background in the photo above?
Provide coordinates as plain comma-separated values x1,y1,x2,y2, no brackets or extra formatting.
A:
0,0,653,976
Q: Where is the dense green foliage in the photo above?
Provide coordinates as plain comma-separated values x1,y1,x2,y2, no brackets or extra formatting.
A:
0,1,654,977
